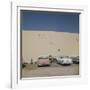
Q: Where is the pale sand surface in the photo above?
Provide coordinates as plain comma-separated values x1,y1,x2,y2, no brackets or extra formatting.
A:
22,31,79,63
22,64,79,77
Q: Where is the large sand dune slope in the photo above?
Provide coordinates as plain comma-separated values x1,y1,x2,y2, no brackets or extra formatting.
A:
22,31,79,63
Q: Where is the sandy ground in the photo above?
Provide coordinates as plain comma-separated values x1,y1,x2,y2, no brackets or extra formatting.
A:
22,63,79,78
22,31,79,63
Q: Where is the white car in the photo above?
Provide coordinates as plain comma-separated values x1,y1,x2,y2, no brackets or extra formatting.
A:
57,57,73,65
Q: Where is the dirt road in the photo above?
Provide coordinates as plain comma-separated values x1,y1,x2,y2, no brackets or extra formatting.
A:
22,63,79,78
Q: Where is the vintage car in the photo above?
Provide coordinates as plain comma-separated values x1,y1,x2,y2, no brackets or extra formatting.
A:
71,56,79,64
37,57,51,67
56,57,73,65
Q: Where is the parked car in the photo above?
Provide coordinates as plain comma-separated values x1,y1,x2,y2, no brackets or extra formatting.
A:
37,57,51,67
56,57,73,65
72,56,79,64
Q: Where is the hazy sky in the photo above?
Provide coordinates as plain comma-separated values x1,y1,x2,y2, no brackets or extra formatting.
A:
21,10,80,33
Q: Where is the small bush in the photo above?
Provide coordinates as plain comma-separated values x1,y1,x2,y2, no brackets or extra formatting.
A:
22,62,28,68
22,64,26,68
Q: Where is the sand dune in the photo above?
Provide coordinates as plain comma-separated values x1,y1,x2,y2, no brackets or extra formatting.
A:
22,31,79,63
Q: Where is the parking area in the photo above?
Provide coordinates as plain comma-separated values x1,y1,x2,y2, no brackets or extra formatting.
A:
22,63,79,78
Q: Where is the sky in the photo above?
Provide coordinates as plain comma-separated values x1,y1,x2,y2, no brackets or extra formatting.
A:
21,10,80,33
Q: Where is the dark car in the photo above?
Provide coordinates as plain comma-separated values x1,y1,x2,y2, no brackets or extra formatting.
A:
71,56,79,64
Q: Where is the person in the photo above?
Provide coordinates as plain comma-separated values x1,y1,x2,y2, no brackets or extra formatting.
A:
30,58,33,64
49,55,53,63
